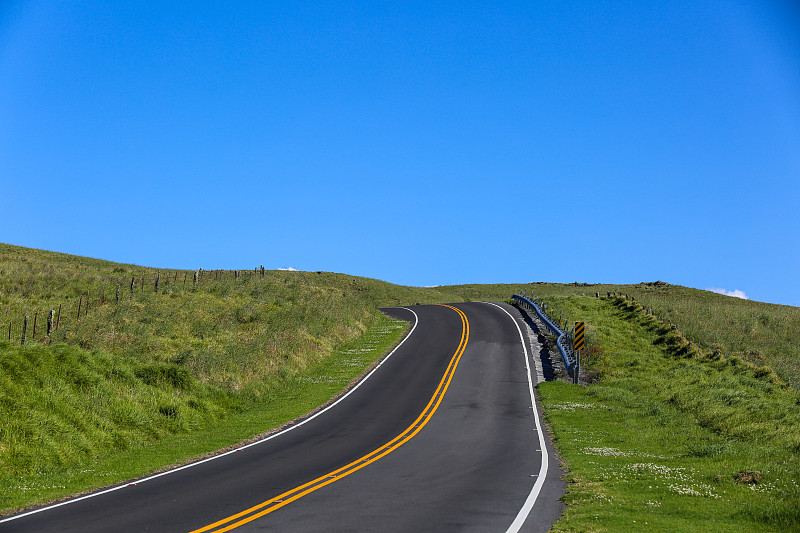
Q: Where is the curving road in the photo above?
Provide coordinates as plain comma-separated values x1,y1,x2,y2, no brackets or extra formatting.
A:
1,302,564,532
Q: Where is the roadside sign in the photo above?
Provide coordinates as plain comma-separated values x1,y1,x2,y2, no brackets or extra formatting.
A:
574,322,585,350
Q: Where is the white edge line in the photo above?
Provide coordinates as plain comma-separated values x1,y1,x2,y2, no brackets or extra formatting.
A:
487,302,549,533
0,308,419,524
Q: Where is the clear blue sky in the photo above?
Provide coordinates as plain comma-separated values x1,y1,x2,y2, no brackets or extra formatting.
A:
2,1,799,306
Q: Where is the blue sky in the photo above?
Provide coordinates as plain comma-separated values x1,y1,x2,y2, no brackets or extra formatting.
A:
2,1,799,306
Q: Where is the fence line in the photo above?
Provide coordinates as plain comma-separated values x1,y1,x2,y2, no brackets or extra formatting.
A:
2,266,277,346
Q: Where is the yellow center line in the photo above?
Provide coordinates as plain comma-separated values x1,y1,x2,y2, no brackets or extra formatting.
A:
189,304,469,533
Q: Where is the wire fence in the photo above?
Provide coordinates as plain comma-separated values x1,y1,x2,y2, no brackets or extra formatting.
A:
3,266,272,346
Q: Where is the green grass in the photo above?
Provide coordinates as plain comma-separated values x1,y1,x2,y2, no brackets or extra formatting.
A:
4,242,800,531
0,243,482,391
515,281,800,382
0,341,235,475
531,296,800,532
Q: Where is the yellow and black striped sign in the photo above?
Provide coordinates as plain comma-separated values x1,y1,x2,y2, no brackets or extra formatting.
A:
574,322,585,350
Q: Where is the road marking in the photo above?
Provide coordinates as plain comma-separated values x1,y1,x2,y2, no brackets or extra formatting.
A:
487,302,550,533
0,308,420,526
189,304,470,533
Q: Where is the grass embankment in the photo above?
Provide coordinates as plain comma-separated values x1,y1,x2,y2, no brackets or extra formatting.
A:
530,295,800,532
517,281,800,382
0,243,491,392
0,243,488,514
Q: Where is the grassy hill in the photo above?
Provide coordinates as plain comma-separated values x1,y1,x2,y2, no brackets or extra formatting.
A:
513,281,800,382
0,243,492,391
0,243,513,512
2,243,799,530
526,293,800,531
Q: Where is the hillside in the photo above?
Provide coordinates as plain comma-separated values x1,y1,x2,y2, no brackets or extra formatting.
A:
2,243,799,529
0,243,494,512
0,243,491,391
530,294,800,531
510,281,800,382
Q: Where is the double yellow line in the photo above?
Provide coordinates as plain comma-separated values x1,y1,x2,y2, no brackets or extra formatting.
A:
190,305,470,532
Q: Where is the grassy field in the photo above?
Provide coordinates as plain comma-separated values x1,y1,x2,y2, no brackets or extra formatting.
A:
3,243,800,530
515,281,800,382
531,295,800,532
0,243,495,392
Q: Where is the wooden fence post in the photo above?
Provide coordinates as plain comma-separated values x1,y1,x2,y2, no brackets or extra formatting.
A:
7,321,11,341
47,309,54,336
155,272,160,293
116,281,120,303
130,276,135,296
56,304,61,331
32,312,37,340
78,295,83,321
21,316,27,345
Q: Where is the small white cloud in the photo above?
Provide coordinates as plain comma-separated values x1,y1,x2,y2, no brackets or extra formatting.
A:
707,287,748,300
278,266,299,271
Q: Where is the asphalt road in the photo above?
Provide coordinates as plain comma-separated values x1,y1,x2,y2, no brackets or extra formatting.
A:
1,302,564,532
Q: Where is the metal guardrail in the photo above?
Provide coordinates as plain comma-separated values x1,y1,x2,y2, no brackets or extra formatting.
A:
511,294,578,380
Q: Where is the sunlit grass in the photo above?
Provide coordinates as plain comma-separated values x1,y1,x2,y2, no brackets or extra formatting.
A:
534,296,800,532
513,281,800,382
4,242,799,530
